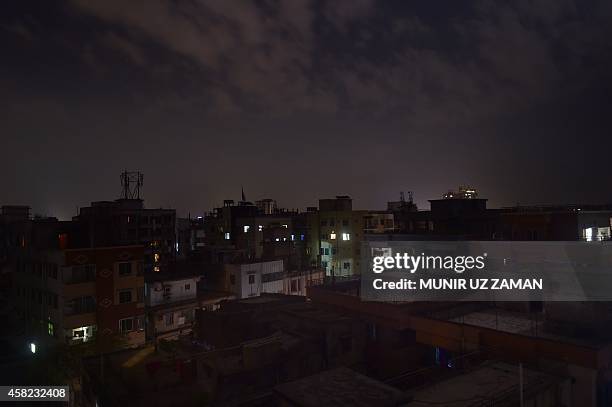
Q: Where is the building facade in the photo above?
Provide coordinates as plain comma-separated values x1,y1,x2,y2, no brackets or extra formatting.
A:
13,245,146,347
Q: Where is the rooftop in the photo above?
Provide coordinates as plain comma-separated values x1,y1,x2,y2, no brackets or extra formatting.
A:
274,367,409,407
446,308,607,348
406,362,567,407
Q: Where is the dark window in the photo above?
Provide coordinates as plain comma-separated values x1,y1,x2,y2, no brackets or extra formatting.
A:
165,313,174,326
48,264,58,279
230,274,236,285
65,296,95,315
119,290,132,304
185,284,190,290
248,274,255,284
342,219,349,226
70,265,96,283
119,262,132,276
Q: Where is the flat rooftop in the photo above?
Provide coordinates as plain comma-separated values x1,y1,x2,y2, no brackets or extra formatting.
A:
447,308,606,348
274,367,409,407
407,362,566,407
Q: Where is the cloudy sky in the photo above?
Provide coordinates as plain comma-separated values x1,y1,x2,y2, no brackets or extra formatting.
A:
2,0,612,219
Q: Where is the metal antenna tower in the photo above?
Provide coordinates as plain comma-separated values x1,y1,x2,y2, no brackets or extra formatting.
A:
120,171,144,200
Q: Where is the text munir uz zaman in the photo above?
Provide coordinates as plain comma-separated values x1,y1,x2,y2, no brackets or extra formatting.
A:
371,252,543,291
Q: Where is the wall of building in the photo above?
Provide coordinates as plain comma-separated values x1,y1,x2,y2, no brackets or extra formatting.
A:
147,277,199,307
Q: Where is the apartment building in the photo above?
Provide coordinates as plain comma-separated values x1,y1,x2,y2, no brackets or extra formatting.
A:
13,245,145,347
73,199,176,274
219,259,323,299
305,196,366,277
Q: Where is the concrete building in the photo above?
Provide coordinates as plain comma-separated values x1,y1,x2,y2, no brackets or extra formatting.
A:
215,259,324,299
202,199,259,247
73,198,176,275
13,245,146,347
307,281,612,407
234,211,298,261
391,188,612,241
192,294,368,403
144,264,234,342
305,196,401,277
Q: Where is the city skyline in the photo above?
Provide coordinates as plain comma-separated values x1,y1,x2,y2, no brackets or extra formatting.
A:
2,1,612,219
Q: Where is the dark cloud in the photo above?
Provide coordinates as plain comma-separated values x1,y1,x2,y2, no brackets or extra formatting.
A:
1,0,612,217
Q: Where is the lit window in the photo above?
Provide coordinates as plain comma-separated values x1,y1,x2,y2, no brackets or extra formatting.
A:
224,232,230,240
342,233,350,241
258,225,263,232
330,232,337,240
154,253,160,263
154,266,160,272
243,225,250,233
291,234,295,241
282,224,288,228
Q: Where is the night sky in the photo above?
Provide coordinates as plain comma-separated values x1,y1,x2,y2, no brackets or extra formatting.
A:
2,1,612,219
